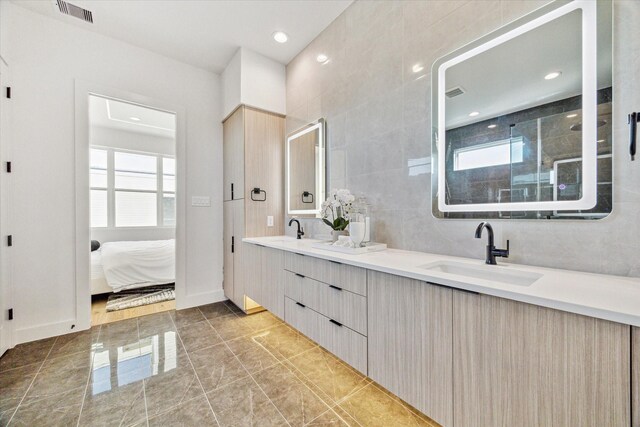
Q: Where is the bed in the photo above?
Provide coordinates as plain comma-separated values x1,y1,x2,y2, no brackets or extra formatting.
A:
91,239,175,295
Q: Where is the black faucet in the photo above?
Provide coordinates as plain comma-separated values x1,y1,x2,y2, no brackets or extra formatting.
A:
474,222,509,265
288,218,304,239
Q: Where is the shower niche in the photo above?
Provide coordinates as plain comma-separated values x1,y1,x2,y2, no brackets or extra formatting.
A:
431,0,612,220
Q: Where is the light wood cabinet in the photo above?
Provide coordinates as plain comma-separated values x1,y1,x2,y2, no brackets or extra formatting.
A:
223,199,245,309
283,270,367,335
453,291,630,427
284,252,366,296
243,244,285,319
223,106,244,202
634,326,639,427
222,106,285,312
284,297,367,374
367,271,454,427
261,247,284,319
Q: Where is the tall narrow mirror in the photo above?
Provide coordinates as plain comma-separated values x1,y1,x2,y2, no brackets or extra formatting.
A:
286,119,326,217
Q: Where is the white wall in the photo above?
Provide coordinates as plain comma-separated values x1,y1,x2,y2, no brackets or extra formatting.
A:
1,3,224,343
221,47,286,118
240,48,286,115
221,49,242,119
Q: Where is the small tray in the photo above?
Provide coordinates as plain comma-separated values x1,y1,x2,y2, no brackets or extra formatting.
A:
311,241,387,254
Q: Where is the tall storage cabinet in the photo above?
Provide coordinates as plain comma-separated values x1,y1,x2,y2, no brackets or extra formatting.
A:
222,105,284,312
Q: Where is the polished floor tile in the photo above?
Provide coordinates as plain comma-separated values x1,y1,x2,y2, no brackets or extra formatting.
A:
226,334,280,374
0,337,56,373
198,302,235,320
206,376,288,426
177,320,223,353
146,395,217,426
0,301,441,427
11,386,84,427
188,342,249,392
0,364,37,416
251,324,317,361
287,346,369,405
339,383,437,427
254,362,331,426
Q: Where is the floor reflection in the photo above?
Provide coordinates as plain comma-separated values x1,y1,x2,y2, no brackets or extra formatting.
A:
90,331,178,395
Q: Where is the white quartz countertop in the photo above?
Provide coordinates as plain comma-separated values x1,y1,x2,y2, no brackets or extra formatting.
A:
243,236,640,327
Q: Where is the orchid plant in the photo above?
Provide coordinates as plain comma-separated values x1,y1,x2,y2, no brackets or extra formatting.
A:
321,189,355,231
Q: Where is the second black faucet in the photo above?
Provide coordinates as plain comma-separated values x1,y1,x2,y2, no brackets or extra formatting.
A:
475,221,509,265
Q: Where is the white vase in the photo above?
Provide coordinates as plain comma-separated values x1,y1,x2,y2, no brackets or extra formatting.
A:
349,222,366,247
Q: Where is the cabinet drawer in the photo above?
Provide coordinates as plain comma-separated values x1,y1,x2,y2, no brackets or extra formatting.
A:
284,252,367,296
285,297,367,374
284,270,367,335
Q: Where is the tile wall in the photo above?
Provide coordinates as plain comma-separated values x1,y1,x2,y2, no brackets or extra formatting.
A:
284,0,640,277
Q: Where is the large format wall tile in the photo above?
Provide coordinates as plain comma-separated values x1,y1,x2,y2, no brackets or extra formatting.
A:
285,0,640,278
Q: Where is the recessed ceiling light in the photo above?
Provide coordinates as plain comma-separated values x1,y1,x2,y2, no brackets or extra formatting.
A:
566,113,578,118
129,117,141,121
272,31,288,43
544,71,562,80
469,111,480,117
316,54,328,63
412,63,424,73
487,124,497,129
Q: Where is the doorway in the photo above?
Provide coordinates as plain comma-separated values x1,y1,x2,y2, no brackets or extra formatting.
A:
75,83,186,329
88,94,177,325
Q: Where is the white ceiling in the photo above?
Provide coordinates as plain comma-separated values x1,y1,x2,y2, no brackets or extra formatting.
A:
89,94,176,138
12,0,352,73
444,7,612,129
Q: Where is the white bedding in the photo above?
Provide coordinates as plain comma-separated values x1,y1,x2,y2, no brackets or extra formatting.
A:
100,239,175,292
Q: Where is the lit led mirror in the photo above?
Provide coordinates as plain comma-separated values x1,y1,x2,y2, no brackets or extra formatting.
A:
432,0,612,219
286,119,326,217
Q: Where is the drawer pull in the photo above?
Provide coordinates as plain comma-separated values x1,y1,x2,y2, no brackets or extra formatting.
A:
329,319,343,327
329,285,343,291
329,260,342,265
295,273,305,278
296,302,306,308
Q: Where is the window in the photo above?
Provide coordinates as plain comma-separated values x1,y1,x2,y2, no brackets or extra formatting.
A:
453,137,524,171
90,147,175,228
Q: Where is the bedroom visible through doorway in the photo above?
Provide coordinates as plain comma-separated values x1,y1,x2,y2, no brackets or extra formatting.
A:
88,94,177,325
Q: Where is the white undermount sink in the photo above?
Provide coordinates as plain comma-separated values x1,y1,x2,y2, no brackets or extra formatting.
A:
419,260,543,286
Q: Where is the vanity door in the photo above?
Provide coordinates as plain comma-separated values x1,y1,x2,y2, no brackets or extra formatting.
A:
367,271,453,427
453,291,630,427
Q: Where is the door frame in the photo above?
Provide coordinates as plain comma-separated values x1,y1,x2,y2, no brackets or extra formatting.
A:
74,80,187,330
0,57,13,354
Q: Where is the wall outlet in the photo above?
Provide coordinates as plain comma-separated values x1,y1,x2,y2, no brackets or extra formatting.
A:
267,216,274,227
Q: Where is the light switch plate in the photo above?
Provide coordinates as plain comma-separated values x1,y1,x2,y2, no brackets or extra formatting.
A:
191,196,211,207
267,216,274,227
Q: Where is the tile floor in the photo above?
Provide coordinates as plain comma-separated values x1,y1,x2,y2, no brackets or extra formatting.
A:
0,301,440,427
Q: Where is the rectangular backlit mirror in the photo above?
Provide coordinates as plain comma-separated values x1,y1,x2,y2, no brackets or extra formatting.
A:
286,119,326,217
432,0,612,220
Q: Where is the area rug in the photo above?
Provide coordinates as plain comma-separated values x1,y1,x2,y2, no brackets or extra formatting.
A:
106,284,175,312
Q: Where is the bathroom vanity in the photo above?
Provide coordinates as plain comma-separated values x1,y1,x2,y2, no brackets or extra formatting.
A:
243,236,638,427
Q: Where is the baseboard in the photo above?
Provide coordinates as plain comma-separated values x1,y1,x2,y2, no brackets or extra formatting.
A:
176,288,226,310
15,319,89,345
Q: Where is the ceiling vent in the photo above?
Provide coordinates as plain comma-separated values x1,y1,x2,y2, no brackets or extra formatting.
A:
445,87,465,98
54,0,93,23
